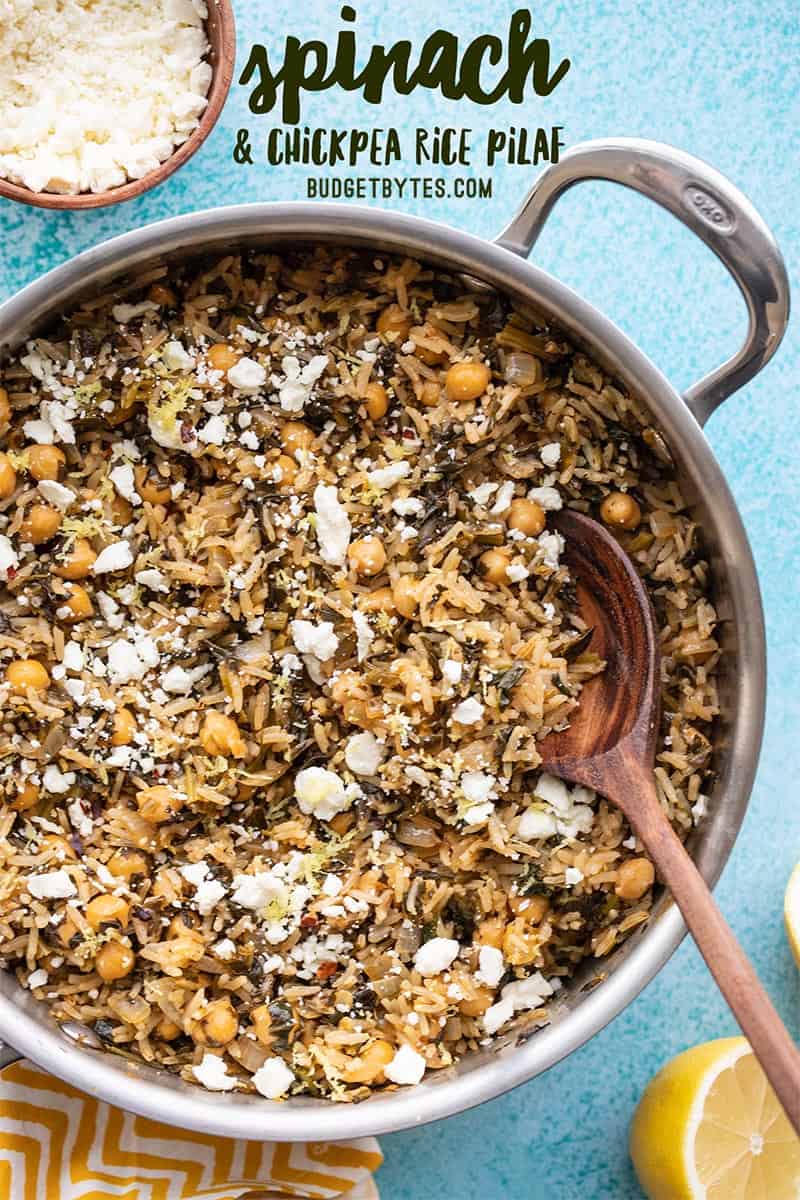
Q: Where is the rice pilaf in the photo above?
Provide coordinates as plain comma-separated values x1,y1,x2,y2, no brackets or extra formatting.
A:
0,248,719,1100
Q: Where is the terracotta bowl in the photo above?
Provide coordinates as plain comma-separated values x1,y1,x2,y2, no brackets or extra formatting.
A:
0,0,236,212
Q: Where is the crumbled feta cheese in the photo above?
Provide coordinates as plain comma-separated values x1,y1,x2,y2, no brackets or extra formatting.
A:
0,535,19,577
469,482,498,506
321,873,342,897
452,697,484,725
97,592,124,630
483,997,514,1035
506,563,529,583
109,464,140,505
344,731,384,777
227,357,266,392
27,969,48,989
161,663,213,695
276,354,329,412
37,480,74,510
62,641,85,673
313,483,351,566
461,771,495,804
366,461,411,490
91,541,133,575
501,972,554,1012
252,1057,296,1099
135,568,169,592
107,637,158,684
527,486,563,511
490,481,515,514
294,767,355,820
239,429,260,450
441,659,463,685
43,764,75,794
352,609,374,662
197,414,229,445
212,938,236,960
475,945,505,988
27,870,76,900
384,1044,426,1086
23,400,76,445
538,531,564,570
392,496,424,517
67,799,93,837
290,619,338,662
540,442,561,468
193,1053,237,1092
565,866,584,886
414,937,459,976
162,341,195,372
517,808,558,840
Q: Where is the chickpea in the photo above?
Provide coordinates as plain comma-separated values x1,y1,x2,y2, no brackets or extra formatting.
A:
86,894,130,929
27,445,66,482
477,916,505,949
358,587,396,615
508,893,550,923
148,283,177,307
479,547,511,584
502,918,541,966
615,857,655,901
198,999,239,1046
507,498,546,537
21,504,62,544
199,711,247,759
340,1038,395,1084
110,493,133,526
111,707,137,747
61,583,94,622
0,387,10,425
156,1018,182,1041
0,452,16,499
273,453,297,488
364,382,389,421
11,781,40,812
459,986,494,1018
421,381,440,408
95,942,136,982
107,848,149,880
376,304,411,341
135,466,172,506
136,785,184,824
392,574,422,618
281,421,315,457
600,491,641,530
207,343,240,373
5,659,50,693
250,1004,273,1047
348,536,386,578
445,361,491,402
54,538,96,580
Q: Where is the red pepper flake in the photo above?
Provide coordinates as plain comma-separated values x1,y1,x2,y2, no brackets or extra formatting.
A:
180,422,195,444
6,567,17,581
315,960,338,981
300,914,318,929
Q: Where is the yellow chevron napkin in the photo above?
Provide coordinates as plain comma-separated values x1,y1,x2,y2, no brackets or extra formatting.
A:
0,1059,382,1199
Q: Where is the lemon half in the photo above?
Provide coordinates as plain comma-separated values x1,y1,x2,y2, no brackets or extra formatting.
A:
630,1037,800,1199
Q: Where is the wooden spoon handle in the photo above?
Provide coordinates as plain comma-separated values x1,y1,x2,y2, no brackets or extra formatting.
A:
627,779,800,1133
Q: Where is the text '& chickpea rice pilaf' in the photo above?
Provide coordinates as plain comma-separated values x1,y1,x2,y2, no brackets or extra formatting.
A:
0,248,720,1100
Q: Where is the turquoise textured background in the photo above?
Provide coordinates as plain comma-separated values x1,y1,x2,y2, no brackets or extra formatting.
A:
0,2,797,1195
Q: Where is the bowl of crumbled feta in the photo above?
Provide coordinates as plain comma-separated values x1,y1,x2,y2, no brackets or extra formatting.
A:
0,0,235,209
0,138,786,1141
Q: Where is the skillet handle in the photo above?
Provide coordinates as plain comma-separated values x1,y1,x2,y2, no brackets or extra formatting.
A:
495,138,790,427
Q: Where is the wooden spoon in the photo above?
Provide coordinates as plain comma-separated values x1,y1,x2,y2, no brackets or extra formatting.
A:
539,508,800,1132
